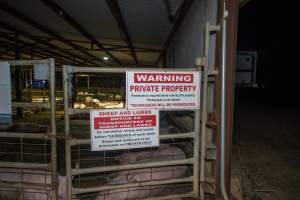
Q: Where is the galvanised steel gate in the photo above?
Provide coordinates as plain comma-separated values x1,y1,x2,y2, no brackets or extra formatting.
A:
63,23,221,200
0,59,57,200
63,65,200,200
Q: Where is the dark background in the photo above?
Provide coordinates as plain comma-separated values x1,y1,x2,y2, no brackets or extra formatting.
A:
236,1,299,105
233,3,300,199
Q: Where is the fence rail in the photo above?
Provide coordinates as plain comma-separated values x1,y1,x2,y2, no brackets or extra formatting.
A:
63,64,203,199
0,58,57,200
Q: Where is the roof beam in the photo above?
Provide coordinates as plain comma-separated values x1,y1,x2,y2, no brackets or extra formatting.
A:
240,0,252,7
156,0,193,66
0,49,10,57
22,37,54,49
40,0,122,66
163,0,174,23
0,33,81,65
1,34,54,50
0,31,161,51
106,0,139,65
0,1,105,66
0,40,66,64
0,20,93,66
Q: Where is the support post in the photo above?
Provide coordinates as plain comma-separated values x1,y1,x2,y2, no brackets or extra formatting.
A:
215,0,239,199
49,58,57,200
63,66,72,200
193,62,202,198
14,33,23,118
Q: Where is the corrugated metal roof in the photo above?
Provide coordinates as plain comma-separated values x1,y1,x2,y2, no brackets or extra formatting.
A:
0,0,79,38
0,0,191,65
169,0,184,16
55,0,122,40
118,0,172,44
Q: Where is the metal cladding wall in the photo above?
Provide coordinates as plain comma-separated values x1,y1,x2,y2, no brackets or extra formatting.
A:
165,0,219,198
165,0,218,112
166,0,218,69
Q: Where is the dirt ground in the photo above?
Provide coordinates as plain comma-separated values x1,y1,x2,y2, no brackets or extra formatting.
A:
232,89,300,200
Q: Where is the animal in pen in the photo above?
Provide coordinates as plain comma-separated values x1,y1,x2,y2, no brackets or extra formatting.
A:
0,123,48,133
95,145,188,200
0,122,62,200
0,124,50,163
0,168,67,200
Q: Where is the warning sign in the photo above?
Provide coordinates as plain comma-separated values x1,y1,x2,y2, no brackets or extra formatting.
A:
90,109,159,151
126,71,201,109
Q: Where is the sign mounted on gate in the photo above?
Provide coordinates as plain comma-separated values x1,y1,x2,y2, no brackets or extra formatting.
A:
126,70,201,109
90,109,159,151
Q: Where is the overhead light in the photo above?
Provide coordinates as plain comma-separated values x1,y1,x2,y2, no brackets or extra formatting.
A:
103,56,109,60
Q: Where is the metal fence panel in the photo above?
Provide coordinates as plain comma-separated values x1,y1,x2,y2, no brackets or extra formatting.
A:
63,65,204,200
0,58,57,200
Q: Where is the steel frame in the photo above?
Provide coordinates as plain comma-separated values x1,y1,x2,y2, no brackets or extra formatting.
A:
0,2,106,66
0,58,57,200
0,22,92,66
106,0,139,65
63,64,205,199
198,23,221,199
156,0,194,65
40,0,122,66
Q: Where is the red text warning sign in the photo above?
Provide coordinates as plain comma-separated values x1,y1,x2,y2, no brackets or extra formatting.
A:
94,115,157,129
126,71,201,109
90,109,159,151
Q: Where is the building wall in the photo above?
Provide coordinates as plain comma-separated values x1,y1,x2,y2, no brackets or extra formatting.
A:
166,0,218,69
166,0,218,113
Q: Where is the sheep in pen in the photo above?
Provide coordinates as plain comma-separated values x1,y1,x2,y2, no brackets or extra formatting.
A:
0,123,67,200
69,112,194,200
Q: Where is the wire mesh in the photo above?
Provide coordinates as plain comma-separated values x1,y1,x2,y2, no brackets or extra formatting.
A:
0,59,57,200
63,67,201,200
0,134,53,200
68,111,195,200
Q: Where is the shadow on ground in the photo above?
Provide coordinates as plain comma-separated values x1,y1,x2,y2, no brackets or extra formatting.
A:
232,88,300,200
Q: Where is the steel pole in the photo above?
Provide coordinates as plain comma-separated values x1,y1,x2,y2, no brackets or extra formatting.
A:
63,65,72,200
49,58,57,200
220,5,230,200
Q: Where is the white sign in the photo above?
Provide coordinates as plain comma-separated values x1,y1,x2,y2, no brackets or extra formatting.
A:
0,62,12,124
126,71,201,109
90,109,159,151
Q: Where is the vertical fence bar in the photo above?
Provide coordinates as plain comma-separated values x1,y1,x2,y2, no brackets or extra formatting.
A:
220,4,229,200
0,59,57,198
199,22,211,199
193,64,202,197
49,58,57,200
63,65,203,199
63,65,72,200
193,108,201,197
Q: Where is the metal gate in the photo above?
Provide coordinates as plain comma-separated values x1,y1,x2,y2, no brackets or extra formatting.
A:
0,59,57,200
63,66,200,199
62,22,221,200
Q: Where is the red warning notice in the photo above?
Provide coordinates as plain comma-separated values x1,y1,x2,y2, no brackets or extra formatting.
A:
94,115,157,129
127,71,201,109
90,109,159,151
133,73,193,83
